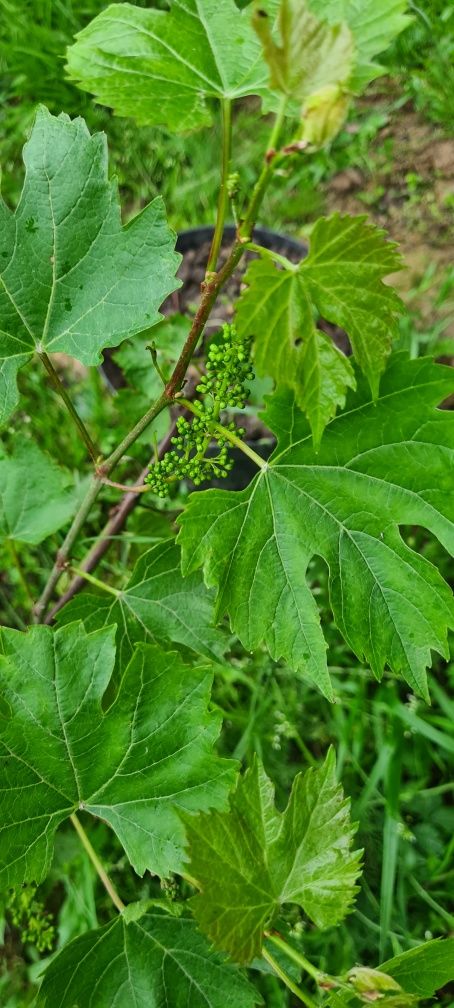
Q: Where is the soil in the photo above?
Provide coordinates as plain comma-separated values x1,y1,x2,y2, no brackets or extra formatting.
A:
323,93,454,340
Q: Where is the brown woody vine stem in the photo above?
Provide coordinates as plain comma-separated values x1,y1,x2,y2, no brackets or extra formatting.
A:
43,419,180,623
34,99,288,622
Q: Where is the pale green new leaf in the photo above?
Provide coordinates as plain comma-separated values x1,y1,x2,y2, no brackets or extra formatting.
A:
66,0,274,132
236,214,403,441
0,622,235,887
0,106,180,425
178,357,454,700
36,909,260,1008
0,439,85,544
309,0,412,91
253,0,354,99
56,539,228,668
183,749,361,963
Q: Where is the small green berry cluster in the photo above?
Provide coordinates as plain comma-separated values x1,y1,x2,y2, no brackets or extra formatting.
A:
196,324,254,410
146,324,253,497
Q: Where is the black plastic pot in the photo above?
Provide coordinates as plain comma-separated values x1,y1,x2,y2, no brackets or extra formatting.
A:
176,224,307,259
101,224,307,392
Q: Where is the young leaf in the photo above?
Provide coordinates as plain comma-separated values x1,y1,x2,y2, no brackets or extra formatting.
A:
183,748,361,963
56,539,228,668
327,939,454,1007
66,0,275,132
380,938,454,998
0,622,235,887
235,214,403,441
253,0,354,100
178,356,454,700
36,909,260,1008
0,439,85,544
309,0,412,92
0,106,180,425
253,0,410,144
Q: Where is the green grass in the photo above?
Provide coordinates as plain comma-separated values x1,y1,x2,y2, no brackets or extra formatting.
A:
383,0,454,131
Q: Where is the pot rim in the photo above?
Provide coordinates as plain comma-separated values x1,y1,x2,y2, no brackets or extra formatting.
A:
176,223,307,256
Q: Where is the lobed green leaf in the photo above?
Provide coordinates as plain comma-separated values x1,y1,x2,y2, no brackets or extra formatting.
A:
178,356,454,699
183,748,361,962
66,0,275,131
56,539,228,669
36,909,260,1007
0,622,235,887
0,106,180,425
236,213,403,443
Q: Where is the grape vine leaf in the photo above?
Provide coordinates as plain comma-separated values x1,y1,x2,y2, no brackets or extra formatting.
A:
0,622,235,887
309,0,412,92
36,909,260,1008
0,439,86,544
253,0,354,100
380,938,454,997
178,356,454,701
327,939,454,1007
235,214,403,444
66,0,276,132
0,105,180,425
56,539,228,669
182,748,361,963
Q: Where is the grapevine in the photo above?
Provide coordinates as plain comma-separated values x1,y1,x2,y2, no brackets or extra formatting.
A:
0,1,452,1005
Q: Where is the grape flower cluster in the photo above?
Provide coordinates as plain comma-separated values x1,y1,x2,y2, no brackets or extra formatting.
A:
146,324,254,497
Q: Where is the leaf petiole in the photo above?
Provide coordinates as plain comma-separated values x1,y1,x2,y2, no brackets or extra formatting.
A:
40,352,100,463
246,241,295,271
178,397,267,471
266,932,326,984
262,946,318,1008
70,565,121,598
70,813,125,913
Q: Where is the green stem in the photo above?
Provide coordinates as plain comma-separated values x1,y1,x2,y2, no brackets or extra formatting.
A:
246,241,295,270
267,933,324,984
179,397,267,471
71,565,121,598
103,391,170,472
206,98,232,274
70,812,125,913
40,352,100,463
409,874,454,927
34,474,104,621
239,94,288,240
262,947,318,1008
